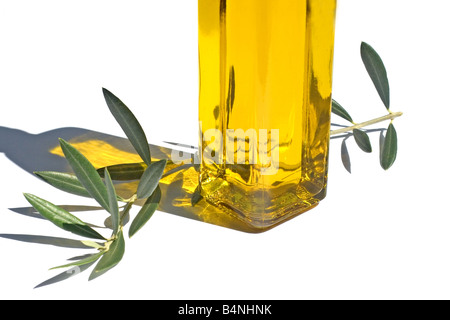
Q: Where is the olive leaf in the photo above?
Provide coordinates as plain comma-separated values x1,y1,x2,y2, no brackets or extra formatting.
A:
103,88,152,166
380,123,398,170
35,170,125,202
80,240,103,249
23,193,105,240
89,230,125,281
332,100,354,123
361,42,390,110
129,186,161,238
104,168,120,236
341,138,352,174
34,171,91,198
50,252,104,270
59,138,110,212
353,129,373,153
136,159,167,199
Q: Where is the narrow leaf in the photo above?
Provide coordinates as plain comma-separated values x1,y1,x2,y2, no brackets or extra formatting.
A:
97,162,147,181
80,240,103,249
34,171,91,198
353,129,373,153
23,194,105,240
50,252,104,270
103,88,152,166
361,42,390,109
381,123,398,170
89,230,125,281
104,168,120,235
129,186,161,238
59,138,110,212
136,159,167,199
341,139,352,174
332,100,354,123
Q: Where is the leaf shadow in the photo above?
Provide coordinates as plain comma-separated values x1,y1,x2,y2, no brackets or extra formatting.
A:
1,126,268,233
7,205,108,230
9,205,105,220
34,260,96,289
0,233,92,249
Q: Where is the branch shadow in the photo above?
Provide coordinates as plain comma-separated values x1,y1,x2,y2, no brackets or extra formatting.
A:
1,126,266,234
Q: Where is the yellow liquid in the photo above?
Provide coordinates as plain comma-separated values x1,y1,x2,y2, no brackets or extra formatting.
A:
198,0,336,228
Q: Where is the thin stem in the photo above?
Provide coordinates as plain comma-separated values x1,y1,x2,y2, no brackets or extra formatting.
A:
330,111,403,136
330,127,386,140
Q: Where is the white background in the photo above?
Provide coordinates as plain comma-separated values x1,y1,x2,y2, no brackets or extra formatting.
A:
1,0,449,300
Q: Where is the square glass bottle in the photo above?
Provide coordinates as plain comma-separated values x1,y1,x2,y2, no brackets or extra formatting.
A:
198,0,337,229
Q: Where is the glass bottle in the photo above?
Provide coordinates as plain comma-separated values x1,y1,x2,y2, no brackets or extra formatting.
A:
198,0,337,229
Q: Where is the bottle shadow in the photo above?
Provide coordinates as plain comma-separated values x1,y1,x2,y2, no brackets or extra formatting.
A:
0,126,266,235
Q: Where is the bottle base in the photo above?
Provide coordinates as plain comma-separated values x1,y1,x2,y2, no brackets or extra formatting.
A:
202,179,326,230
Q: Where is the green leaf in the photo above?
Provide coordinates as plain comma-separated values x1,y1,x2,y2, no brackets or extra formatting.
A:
353,129,373,153
35,171,125,202
59,138,110,212
332,100,354,123
361,42,390,109
341,139,352,174
136,159,167,199
97,162,147,181
129,186,161,238
381,123,398,170
23,193,105,240
50,252,104,270
103,88,152,166
89,230,125,281
104,168,120,235
80,240,103,249
34,171,91,198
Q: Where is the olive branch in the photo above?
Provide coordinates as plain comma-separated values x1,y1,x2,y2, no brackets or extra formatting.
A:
0,41,402,287
15,88,166,287
331,42,402,172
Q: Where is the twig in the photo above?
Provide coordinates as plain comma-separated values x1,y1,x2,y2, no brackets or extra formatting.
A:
330,111,403,136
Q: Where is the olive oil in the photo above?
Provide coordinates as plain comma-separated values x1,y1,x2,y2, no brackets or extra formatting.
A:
198,0,337,228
